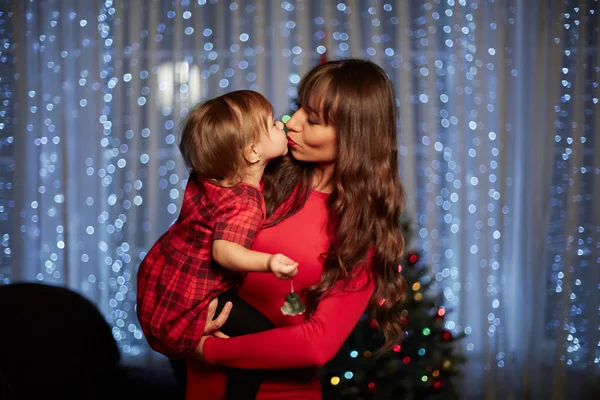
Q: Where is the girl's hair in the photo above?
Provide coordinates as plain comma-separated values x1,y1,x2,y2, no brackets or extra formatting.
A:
179,90,273,184
263,59,407,353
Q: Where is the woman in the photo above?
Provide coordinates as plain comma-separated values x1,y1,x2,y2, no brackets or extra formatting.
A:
188,59,408,399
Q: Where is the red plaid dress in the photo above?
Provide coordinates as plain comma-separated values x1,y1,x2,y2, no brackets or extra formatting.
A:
136,173,265,358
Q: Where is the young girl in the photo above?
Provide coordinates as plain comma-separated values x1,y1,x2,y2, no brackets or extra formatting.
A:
136,90,296,398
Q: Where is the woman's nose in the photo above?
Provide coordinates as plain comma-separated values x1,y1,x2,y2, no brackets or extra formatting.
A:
285,111,301,132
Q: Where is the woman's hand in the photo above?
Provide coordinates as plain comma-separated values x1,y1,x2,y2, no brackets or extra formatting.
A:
196,336,210,359
204,297,232,338
195,297,232,360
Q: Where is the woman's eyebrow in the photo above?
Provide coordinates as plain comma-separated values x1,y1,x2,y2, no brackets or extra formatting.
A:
303,104,317,114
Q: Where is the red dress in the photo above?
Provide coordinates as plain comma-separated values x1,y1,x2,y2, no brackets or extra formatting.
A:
186,190,375,399
136,174,265,358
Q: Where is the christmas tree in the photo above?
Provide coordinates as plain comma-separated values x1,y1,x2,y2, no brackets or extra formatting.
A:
319,220,466,400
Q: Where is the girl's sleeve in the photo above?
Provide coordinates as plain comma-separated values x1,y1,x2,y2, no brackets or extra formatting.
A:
203,266,375,369
213,193,264,248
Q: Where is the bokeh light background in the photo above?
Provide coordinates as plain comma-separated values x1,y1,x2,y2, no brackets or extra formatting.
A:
0,0,598,397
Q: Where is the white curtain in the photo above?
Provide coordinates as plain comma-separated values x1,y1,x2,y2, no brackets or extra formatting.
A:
3,0,598,398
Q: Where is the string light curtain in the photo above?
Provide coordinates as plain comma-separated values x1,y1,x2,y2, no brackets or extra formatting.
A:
2,0,598,398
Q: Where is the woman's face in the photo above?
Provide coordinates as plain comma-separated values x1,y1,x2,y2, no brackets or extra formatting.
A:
285,106,336,164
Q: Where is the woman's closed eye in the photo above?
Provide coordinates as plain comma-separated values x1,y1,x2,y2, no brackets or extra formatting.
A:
292,102,321,125
306,111,321,126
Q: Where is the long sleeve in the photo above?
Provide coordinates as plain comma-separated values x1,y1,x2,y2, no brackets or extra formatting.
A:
203,267,375,369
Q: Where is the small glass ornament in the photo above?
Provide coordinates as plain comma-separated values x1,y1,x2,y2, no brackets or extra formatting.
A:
280,279,306,316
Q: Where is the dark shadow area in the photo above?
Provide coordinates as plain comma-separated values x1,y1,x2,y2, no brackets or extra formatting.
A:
0,282,182,400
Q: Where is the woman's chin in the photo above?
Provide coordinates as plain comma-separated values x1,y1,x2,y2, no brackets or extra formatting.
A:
288,147,303,160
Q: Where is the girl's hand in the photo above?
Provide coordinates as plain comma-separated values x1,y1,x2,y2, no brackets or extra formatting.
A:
204,297,232,339
268,254,299,279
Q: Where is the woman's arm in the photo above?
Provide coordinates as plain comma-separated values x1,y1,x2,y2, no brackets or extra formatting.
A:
200,266,374,369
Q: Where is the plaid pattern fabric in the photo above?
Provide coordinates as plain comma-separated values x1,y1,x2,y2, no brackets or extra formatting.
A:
137,174,265,358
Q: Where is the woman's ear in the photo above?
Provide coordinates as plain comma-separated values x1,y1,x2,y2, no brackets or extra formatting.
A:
244,143,261,164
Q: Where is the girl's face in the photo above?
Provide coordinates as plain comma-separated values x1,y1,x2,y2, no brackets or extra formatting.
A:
257,115,288,161
285,106,336,164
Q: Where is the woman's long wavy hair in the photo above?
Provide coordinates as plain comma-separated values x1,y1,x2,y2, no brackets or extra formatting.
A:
263,59,407,352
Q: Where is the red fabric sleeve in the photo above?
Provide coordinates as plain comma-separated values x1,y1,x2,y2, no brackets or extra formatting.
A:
213,195,264,248
203,267,375,369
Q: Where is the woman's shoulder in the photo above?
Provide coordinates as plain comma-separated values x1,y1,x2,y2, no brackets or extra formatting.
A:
264,187,329,227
